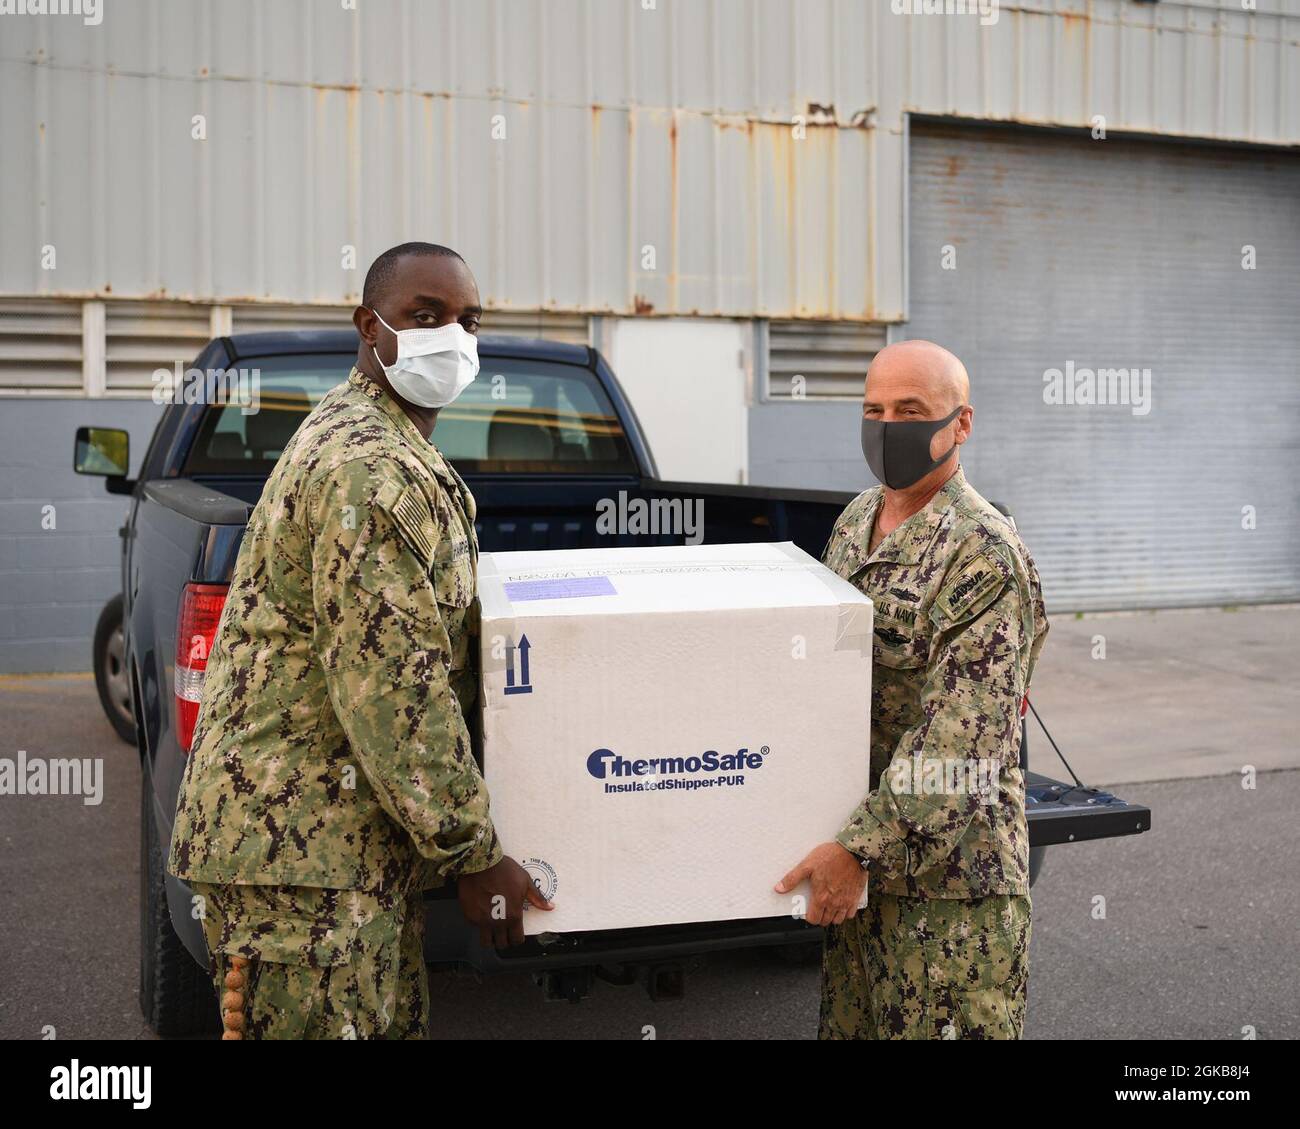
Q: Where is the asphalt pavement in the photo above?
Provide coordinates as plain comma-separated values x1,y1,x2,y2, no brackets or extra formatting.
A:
1,605,1295,1040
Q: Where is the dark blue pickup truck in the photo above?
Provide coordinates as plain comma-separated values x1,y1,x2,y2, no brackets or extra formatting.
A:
74,330,1150,1036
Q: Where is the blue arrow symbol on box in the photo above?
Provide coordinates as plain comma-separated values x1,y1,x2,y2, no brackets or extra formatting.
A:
504,634,533,696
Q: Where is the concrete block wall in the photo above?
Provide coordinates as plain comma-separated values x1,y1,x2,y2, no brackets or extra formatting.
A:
0,400,163,673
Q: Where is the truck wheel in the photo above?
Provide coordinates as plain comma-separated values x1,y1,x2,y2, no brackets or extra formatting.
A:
139,768,219,1037
94,596,136,745
1029,845,1047,888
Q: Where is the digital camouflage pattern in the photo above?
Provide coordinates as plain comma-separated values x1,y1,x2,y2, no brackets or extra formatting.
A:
822,467,1048,899
818,467,1046,1040
191,880,429,1040
168,366,501,894
819,891,1031,1040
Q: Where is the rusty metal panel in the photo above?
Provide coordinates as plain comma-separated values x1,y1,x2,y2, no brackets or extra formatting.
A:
892,0,1298,142
0,0,1295,318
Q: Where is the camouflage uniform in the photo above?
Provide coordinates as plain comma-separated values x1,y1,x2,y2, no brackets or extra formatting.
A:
818,468,1048,1040
188,882,429,1040
169,367,500,1040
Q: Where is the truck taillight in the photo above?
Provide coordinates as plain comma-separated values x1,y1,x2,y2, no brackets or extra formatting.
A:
175,583,227,753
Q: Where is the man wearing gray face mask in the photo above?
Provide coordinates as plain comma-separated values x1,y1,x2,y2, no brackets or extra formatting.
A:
776,339,1049,1040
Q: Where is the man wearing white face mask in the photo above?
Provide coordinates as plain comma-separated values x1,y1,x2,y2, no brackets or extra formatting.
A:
171,243,550,1040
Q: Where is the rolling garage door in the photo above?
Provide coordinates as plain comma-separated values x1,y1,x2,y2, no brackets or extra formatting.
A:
906,122,1300,611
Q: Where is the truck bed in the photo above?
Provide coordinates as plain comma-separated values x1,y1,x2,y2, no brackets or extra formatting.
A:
102,332,1150,1014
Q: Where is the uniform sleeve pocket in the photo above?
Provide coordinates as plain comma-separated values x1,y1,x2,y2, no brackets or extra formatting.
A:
944,636,1022,693
345,485,441,631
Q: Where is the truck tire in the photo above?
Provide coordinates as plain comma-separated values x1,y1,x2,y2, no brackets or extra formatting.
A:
93,595,136,745
1028,845,1047,888
139,768,219,1037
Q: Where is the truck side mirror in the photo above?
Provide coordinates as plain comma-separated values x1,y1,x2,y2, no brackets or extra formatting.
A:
74,426,134,493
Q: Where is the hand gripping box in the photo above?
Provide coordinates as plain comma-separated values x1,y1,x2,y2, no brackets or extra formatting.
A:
477,542,873,935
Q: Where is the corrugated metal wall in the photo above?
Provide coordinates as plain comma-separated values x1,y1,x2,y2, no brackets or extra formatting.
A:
2,1,1298,673
907,121,1300,610
1,0,1295,320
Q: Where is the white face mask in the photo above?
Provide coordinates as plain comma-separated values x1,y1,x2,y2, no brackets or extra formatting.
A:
370,309,479,409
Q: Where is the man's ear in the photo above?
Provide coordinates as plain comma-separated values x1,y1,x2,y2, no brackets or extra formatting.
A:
353,305,378,346
954,404,974,446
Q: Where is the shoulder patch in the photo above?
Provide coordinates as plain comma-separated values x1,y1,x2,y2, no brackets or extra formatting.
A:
387,484,437,569
930,547,1011,628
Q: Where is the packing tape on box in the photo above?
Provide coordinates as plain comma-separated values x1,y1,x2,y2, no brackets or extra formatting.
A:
476,554,518,684
771,542,874,657
478,543,873,664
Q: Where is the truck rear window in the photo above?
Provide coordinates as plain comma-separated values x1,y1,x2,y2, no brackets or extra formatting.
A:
438,359,637,475
181,354,352,475
182,353,638,477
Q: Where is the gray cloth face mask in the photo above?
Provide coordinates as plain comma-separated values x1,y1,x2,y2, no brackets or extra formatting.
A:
860,406,962,490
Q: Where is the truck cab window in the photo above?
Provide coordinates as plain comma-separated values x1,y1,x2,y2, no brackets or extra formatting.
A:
435,360,636,475
182,355,350,475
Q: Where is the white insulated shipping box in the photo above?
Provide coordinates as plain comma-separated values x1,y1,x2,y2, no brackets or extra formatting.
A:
477,542,873,935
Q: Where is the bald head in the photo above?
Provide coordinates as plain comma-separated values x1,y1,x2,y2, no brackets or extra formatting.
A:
860,339,974,492
866,340,969,413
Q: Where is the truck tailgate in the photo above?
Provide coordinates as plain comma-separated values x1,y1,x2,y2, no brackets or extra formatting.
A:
1026,770,1151,846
